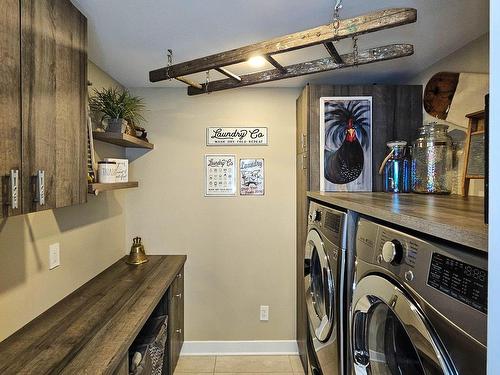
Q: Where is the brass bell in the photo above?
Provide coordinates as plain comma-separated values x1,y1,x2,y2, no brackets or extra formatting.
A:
126,237,149,265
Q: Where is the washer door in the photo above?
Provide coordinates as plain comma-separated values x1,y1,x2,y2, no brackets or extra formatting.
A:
351,275,454,375
304,229,335,342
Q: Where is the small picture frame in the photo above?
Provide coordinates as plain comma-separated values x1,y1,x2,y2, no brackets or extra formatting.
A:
204,155,236,196
240,158,265,196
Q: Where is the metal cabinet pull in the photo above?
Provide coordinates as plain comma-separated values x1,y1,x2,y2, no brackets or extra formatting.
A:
9,169,19,209
177,273,182,279
34,170,45,206
176,293,182,298
176,329,182,334
301,133,307,150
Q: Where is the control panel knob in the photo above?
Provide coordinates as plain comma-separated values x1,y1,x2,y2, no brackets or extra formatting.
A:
309,210,321,222
382,240,404,265
404,270,414,282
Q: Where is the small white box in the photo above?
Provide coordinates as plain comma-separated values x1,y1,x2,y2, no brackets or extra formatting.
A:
104,158,129,182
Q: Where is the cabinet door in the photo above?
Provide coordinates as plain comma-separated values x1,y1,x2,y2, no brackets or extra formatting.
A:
166,268,184,375
21,0,87,212
296,153,308,372
0,0,22,218
296,85,309,154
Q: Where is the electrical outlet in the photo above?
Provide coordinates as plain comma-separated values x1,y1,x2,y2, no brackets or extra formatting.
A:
260,305,269,321
49,243,60,270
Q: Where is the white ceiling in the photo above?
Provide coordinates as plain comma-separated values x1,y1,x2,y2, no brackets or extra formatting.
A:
72,0,489,89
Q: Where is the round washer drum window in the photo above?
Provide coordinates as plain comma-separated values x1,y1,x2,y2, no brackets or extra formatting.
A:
304,229,335,343
366,302,424,375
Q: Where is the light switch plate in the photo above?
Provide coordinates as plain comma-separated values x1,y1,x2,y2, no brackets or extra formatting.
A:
260,305,269,321
49,243,60,270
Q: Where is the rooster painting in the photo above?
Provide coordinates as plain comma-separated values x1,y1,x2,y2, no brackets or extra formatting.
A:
320,97,372,191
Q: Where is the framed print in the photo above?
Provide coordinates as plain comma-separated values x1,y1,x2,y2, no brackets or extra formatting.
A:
320,97,373,192
240,159,265,196
205,155,236,196
206,127,268,146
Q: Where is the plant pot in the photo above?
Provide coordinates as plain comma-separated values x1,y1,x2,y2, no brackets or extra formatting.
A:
107,118,128,133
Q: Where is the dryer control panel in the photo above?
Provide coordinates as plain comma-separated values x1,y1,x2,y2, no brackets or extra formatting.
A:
427,252,487,314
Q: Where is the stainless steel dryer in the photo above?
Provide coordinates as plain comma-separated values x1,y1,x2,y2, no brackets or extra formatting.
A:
305,201,347,375
350,218,487,375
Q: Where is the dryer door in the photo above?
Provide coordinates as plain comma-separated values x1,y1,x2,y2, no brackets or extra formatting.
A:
304,229,335,342
351,275,454,375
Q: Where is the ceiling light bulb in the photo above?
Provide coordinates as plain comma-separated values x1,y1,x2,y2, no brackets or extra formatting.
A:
248,56,266,68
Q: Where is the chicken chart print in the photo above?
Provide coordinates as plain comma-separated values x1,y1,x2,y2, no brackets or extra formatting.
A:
320,97,373,192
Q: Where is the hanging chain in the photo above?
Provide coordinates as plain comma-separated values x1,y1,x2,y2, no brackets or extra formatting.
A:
352,36,359,66
205,71,211,94
332,0,343,35
166,49,173,80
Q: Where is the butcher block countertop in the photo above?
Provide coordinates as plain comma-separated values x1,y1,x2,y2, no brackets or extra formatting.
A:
0,255,186,375
308,192,487,252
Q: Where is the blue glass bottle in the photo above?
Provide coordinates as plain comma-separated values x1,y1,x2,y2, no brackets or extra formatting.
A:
383,141,411,193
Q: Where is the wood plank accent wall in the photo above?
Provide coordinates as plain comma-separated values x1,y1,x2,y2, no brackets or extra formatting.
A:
0,0,22,218
307,85,422,191
296,84,422,372
21,0,87,212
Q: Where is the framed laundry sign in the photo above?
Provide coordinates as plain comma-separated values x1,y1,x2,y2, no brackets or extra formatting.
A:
240,159,265,196
206,127,268,146
205,155,236,196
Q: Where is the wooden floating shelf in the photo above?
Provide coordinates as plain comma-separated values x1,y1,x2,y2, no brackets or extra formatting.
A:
88,181,139,195
92,131,154,149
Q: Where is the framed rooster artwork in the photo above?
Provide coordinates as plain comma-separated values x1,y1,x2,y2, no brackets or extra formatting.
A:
320,97,373,192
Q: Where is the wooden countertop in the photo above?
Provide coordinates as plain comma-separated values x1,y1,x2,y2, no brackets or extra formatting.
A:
308,192,487,252
0,255,186,375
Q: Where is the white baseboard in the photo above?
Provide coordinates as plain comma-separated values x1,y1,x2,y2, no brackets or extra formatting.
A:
181,340,299,356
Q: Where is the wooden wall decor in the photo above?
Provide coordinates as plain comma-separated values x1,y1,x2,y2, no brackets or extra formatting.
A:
149,8,417,95
462,110,486,196
423,72,460,120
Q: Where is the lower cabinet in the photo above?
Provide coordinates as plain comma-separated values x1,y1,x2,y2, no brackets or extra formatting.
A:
166,267,185,375
128,265,184,375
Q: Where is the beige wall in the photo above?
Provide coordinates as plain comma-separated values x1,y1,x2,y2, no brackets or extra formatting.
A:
126,87,299,341
0,61,127,341
408,33,489,196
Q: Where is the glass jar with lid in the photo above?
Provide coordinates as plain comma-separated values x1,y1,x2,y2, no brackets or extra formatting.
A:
382,140,411,193
411,123,453,194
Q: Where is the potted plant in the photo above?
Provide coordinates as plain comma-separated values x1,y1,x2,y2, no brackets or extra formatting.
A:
89,87,146,133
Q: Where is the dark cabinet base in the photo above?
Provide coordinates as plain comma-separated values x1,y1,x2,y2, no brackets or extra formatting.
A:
167,266,184,374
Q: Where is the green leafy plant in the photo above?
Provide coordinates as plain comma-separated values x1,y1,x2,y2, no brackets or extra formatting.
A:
89,87,146,125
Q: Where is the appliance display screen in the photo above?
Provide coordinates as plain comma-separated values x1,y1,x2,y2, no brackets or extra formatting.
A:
427,253,487,314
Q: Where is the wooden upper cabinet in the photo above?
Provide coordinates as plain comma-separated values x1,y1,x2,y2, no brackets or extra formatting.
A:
21,0,88,213
0,0,22,218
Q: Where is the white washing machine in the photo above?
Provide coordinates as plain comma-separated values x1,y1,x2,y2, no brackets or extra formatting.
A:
305,201,347,375
350,218,487,375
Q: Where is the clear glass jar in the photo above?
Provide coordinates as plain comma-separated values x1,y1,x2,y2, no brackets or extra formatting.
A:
411,123,453,194
383,141,411,193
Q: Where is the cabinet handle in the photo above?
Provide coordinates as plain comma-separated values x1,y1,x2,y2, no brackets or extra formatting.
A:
176,329,182,334
34,170,45,206
301,134,307,150
177,273,182,279
9,170,19,210
176,293,182,299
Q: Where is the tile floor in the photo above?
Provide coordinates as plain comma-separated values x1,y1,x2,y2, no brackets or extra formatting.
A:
174,355,305,374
